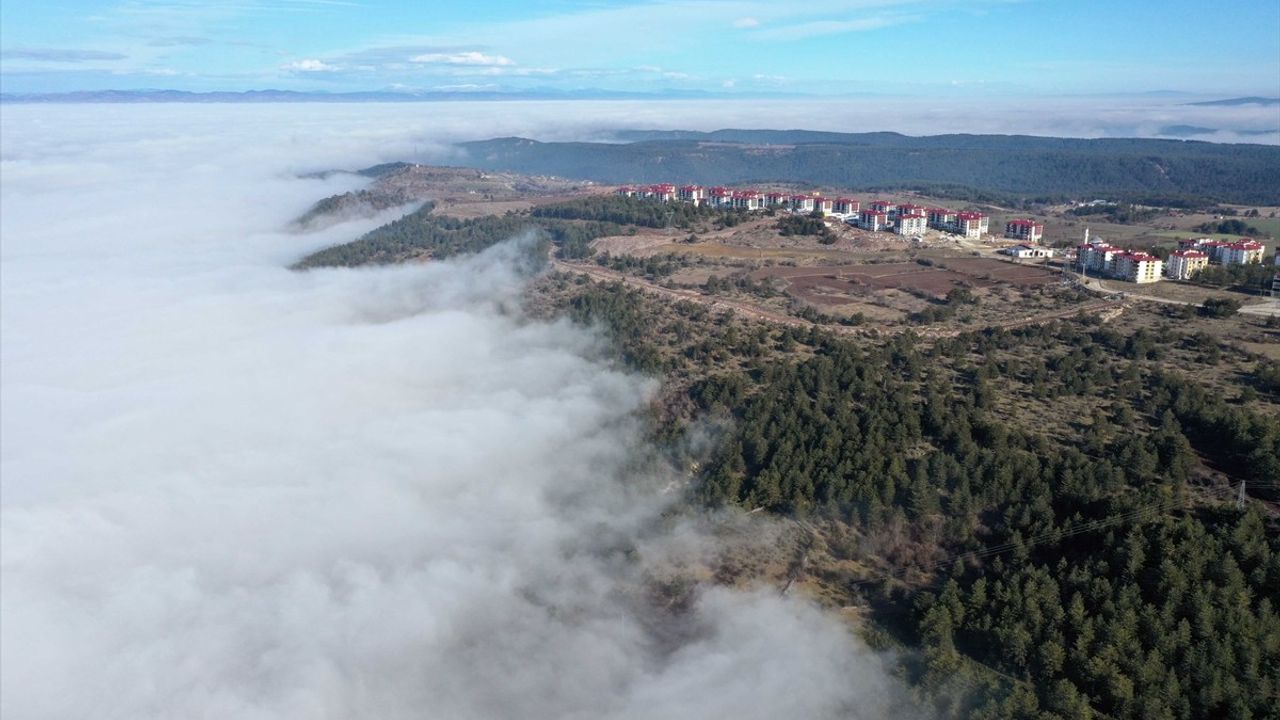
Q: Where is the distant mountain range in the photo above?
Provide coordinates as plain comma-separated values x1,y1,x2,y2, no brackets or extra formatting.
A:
1186,96,1280,107
454,130,1280,204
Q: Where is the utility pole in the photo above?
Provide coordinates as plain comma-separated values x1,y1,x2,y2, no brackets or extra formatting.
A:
1237,480,1247,510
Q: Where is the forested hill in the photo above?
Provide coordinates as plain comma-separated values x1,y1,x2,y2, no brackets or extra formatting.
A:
457,133,1280,204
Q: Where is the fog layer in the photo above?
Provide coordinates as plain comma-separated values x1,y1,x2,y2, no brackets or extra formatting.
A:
1,104,920,718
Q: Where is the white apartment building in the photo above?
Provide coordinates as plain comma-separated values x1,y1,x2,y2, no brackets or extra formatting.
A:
896,212,928,236
1165,249,1209,280
1114,252,1163,283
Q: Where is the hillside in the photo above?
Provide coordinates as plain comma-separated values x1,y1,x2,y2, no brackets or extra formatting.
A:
295,183,1280,718
457,133,1280,205
534,276,1280,720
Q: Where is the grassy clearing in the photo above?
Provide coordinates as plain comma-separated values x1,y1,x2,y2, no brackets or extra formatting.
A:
652,242,857,261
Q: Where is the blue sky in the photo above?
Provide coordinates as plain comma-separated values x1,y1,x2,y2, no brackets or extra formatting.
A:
2,0,1278,96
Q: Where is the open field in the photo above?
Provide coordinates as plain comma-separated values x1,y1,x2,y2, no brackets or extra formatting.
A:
648,242,859,262
937,257,1062,286
1091,275,1274,305
749,258,1061,309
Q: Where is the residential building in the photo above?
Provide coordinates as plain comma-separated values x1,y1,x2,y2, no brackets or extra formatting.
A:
765,191,787,207
833,197,860,215
791,194,816,213
927,208,957,230
678,185,705,205
1165,249,1209,280
637,183,675,201
732,190,763,210
859,209,888,232
1077,241,1123,274
954,211,989,238
1221,239,1265,266
708,186,734,207
869,200,896,217
814,196,834,215
897,203,926,219
1114,252,1163,283
615,186,637,197
896,212,927,236
1005,219,1045,244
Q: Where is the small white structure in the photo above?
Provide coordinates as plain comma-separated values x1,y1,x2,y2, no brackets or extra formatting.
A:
1003,244,1051,259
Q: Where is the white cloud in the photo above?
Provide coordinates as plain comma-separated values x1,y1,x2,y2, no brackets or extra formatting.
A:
283,58,338,72
410,51,514,66
0,103,925,720
5,96,1268,720
733,16,760,28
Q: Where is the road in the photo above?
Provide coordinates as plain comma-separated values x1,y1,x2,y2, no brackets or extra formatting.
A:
1239,298,1280,317
1070,267,1280,316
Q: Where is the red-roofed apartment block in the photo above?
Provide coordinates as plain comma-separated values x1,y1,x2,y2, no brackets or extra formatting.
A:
1222,239,1265,266
1165,249,1209,280
896,212,928,236
1076,242,1123,274
1005,219,1044,244
1114,252,1163,283
954,212,989,238
678,185,705,204
833,198,860,215
927,208,957,230
859,209,888,232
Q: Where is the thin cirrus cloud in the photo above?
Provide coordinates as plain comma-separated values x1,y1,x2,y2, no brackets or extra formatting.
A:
750,14,918,40
1,47,128,63
146,36,214,47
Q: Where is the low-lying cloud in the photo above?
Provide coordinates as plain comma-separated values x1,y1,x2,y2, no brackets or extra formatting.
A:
0,105,927,718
